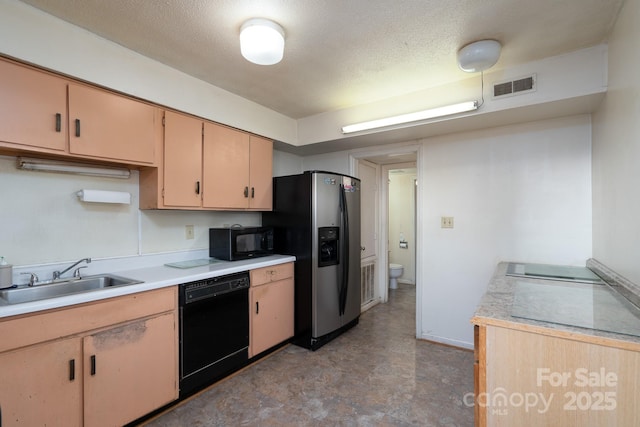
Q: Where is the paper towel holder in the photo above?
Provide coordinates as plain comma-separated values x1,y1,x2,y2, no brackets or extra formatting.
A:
76,189,131,204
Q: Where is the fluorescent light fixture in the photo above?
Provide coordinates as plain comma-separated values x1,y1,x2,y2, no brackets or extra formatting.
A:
17,157,131,179
341,101,478,134
240,18,285,65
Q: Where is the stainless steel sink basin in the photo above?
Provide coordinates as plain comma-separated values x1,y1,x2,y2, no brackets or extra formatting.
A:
0,274,143,305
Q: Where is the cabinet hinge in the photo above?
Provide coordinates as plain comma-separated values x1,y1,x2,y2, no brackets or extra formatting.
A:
162,115,165,127
161,188,164,198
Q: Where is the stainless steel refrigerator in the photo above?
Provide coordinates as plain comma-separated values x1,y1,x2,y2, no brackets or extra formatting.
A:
262,171,361,350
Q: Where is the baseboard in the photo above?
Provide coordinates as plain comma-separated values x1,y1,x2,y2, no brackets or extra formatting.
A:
419,332,473,350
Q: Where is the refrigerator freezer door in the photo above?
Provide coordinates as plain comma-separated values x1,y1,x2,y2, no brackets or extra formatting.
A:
311,173,342,338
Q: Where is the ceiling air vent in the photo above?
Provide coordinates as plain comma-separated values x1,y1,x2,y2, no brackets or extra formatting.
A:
492,74,536,99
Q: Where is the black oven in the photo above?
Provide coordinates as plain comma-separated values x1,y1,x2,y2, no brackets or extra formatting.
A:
179,271,250,397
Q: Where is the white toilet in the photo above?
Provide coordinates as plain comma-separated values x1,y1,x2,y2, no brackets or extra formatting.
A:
389,263,404,289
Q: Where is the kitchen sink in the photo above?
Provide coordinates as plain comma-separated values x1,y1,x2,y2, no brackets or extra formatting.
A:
0,274,143,305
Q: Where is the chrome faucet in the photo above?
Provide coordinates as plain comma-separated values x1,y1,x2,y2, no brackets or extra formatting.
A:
53,258,91,280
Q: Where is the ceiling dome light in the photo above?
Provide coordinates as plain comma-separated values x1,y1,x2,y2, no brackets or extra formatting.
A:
457,40,501,73
240,18,285,65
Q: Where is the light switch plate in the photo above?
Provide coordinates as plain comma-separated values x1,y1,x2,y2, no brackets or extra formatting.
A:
441,217,454,228
185,225,195,239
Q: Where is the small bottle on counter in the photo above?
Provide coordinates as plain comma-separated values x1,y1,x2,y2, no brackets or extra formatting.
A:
0,256,13,287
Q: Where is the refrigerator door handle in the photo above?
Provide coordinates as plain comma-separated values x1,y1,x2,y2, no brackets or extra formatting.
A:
339,183,350,316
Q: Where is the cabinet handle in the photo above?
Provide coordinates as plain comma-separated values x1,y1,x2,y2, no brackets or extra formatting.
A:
69,359,75,381
251,187,255,198
256,301,259,314
55,113,62,132
75,119,81,137
244,186,249,198
90,355,96,376
195,181,200,195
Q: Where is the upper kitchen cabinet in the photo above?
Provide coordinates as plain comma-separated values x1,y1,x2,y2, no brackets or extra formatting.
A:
140,113,273,211
0,58,159,166
0,59,67,152
203,122,273,210
162,110,203,208
68,84,157,165
248,135,274,210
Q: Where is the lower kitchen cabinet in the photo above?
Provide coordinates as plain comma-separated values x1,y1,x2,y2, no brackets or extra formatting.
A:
0,287,178,427
249,263,294,357
0,337,83,426
83,312,177,427
474,324,640,426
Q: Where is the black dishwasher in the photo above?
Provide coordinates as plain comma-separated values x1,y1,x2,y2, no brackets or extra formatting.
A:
179,271,249,397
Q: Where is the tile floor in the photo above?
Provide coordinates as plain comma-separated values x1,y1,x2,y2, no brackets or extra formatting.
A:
143,284,475,426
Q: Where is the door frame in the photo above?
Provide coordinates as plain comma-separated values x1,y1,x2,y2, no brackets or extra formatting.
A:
350,143,422,339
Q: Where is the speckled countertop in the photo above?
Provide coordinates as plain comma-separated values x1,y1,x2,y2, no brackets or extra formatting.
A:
472,261,640,350
0,254,295,319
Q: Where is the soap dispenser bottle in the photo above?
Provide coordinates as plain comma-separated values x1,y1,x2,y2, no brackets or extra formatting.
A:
0,256,13,287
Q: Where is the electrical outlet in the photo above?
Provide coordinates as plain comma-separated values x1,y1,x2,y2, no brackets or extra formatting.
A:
441,217,454,229
185,225,195,239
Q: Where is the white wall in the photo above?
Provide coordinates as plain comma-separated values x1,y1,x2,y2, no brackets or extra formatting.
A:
419,115,592,347
388,171,416,284
592,0,640,285
304,115,593,348
273,150,303,177
0,155,260,266
0,148,299,267
302,151,352,176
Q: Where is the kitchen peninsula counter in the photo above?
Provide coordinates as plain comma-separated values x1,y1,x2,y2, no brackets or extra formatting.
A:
472,261,640,427
472,261,640,350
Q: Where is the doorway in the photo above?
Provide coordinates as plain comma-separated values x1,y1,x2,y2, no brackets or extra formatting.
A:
386,164,417,289
352,147,421,337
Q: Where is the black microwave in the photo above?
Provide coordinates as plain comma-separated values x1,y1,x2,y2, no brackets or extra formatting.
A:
209,227,274,261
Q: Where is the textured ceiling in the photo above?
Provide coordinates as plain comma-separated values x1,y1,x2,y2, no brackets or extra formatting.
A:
18,0,624,119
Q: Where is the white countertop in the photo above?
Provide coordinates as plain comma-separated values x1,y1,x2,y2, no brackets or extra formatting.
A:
0,254,295,319
472,262,640,348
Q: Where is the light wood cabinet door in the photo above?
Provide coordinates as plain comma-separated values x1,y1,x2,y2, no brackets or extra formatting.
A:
248,136,273,210
163,111,203,207
203,121,251,209
482,325,640,427
249,278,294,357
0,337,83,427
68,84,156,164
83,312,178,427
0,60,67,152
